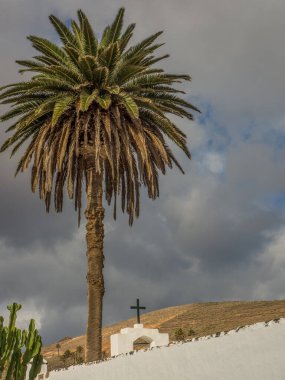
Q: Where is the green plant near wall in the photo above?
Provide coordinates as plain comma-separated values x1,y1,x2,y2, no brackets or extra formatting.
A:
60,350,72,367
0,302,43,380
174,328,185,341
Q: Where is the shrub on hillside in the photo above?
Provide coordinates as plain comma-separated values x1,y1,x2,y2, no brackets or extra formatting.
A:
174,328,185,341
187,329,195,336
60,350,72,367
76,357,84,365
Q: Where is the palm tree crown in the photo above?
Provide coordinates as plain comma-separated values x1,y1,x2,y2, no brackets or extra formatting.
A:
0,7,200,225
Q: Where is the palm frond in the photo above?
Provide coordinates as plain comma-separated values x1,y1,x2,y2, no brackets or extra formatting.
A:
118,92,139,119
27,36,68,64
119,23,136,52
108,7,125,43
99,42,120,72
77,9,98,55
122,31,164,64
49,15,78,47
52,95,76,126
71,20,85,52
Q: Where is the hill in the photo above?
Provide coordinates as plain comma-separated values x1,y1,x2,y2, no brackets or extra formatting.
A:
42,300,285,371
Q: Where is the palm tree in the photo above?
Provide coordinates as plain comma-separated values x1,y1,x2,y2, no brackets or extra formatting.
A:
76,345,84,362
0,8,200,362
55,343,61,357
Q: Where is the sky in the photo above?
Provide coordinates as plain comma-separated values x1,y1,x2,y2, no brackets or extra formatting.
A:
1,0,285,345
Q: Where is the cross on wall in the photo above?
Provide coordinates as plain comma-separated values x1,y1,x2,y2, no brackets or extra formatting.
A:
130,299,146,324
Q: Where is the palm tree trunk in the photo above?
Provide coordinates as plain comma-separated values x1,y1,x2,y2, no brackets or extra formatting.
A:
0,365,8,380
84,161,105,363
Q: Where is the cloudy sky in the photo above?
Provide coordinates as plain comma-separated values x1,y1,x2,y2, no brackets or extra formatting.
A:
1,0,285,345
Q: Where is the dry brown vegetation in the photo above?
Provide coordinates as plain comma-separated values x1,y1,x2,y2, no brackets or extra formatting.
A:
43,300,285,371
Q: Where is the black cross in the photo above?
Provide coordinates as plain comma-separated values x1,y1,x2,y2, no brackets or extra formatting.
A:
130,298,146,324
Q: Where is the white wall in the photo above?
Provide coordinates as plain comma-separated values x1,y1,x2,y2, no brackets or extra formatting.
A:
48,319,285,380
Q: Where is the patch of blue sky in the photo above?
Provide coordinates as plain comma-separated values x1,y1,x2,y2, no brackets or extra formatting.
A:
64,18,72,28
235,116,285,150
195,99,213,126
192,98,285,161
240,120,255,142
262,129,285,150
260,192,285,215
196,101,232,154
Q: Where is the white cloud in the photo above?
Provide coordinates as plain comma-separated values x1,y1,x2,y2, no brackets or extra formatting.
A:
203,152,225,174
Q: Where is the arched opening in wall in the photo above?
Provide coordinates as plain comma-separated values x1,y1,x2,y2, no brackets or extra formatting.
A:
133,336,153,351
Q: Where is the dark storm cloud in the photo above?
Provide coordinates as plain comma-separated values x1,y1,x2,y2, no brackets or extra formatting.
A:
0,149,78,247
1,0,285,345
0,232,87,342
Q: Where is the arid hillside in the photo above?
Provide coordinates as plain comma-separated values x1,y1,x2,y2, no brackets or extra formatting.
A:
43,300,285,371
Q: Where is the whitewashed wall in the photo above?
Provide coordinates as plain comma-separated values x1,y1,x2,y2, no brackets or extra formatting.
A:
48,318,285,380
